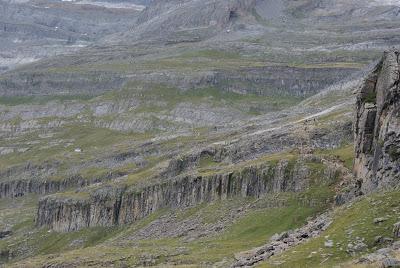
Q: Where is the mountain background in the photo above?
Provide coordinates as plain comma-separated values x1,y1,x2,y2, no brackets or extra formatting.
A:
0,0,399,267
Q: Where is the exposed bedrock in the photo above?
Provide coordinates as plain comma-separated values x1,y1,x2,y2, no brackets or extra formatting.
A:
0,71,126,97
353,50,400,194
0,177,88,199
125,66,357,97
36,158,341,232
0,172,123,199
0,65,356,97
0,161,129,199
212,66,357,97
132,0,257,40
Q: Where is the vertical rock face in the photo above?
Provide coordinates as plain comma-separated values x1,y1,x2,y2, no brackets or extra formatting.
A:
0,163,121,199
354,50,400,193
36,159,339,232
0,177,85,199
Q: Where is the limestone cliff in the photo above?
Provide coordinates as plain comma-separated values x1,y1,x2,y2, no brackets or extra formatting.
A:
354,50,400,193
36,158,340,232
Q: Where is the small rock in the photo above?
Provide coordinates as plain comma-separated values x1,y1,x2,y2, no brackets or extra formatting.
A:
348,242,368,254
325,240,334,248
392,241,400,250
383,237,394,243
357,253,387,264
283,237,295,244
270,232,289,242
375,236,384,245
375,218,388,224
354,242,367,250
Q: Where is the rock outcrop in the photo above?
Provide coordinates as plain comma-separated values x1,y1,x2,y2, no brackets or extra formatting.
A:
36,158,340,232
0,177,85,199
0,162,124,199
353,50,400,194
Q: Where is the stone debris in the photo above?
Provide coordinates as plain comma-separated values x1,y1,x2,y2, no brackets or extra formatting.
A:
231,212,332,267
381,258,400,268
347,242,368,255
356,239,400,267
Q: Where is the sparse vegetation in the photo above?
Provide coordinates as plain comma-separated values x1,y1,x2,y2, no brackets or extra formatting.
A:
0,0,399,267
364,91,377,104
388,147,400,161
259,191,400,268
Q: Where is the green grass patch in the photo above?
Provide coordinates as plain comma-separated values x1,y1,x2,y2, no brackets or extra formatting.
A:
198,154,218,169
316,144,355,170
364,91,377,104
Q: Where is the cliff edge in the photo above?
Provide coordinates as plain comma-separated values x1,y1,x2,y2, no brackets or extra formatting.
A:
354,50,400,193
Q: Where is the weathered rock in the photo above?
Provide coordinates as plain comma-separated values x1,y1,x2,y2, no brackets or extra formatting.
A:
0,176,88,199
270,232,289,242
374,217,389,224
353,50,400,194
36,155,344,233
231,212,332,267
348,242,368,255
392,241,400,250
325,240,334,248
38,159,331,232
357,253,388,264
0,230,12,239
393,222,400,238
377,248,393,255
381,258,400,268
375,236,384,245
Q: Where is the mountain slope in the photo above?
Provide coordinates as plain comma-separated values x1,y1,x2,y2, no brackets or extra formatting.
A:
0,1,400,267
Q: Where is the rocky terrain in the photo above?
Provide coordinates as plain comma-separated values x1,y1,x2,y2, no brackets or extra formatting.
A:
0,0,144,72
0,0,400,267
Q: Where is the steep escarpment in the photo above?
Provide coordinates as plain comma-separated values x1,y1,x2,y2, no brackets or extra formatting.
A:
0,173,119,199
354,50,400,194
36,157,341,232
0,177,85,199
